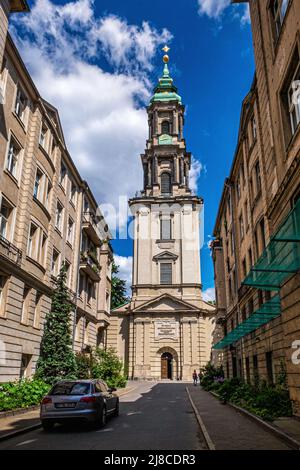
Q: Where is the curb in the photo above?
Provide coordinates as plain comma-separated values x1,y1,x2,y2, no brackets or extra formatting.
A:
0,423,42,443
116,386,135,397
186,386,215,450
0,405,39,419
209,391,300,450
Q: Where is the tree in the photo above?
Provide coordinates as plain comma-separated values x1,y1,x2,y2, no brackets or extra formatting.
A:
111,261,129,310
35,264,77,384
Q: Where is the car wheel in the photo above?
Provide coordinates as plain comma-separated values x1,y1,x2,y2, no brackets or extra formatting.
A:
114,400,119,417
98,406,107,427
41,420,55,432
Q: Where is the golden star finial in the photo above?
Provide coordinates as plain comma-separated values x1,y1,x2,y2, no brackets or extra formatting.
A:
162,45,170,53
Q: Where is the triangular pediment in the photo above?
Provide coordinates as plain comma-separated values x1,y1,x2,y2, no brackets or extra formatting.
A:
132,293,199,313
153,251,178,262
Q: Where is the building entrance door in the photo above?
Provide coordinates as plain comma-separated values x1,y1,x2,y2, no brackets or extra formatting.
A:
161,352,173,379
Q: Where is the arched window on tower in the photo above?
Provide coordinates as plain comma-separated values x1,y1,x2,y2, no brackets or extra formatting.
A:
161,172,171,194
161,120,170,135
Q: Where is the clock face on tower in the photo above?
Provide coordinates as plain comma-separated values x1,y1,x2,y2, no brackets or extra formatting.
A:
158,134,173,145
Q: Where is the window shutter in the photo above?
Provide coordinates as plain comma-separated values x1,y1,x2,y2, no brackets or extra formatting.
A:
160,263,172,284
161,121,170,134
161,219,171,240
161,173,171,194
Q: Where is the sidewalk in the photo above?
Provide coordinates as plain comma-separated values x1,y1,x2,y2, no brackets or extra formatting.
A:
187,385,295,450
0,384,135,440
0,408,40,439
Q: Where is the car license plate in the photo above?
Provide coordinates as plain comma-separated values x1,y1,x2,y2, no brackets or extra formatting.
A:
55,403,76,408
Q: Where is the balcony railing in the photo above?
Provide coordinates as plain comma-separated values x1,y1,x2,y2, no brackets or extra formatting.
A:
80,251,101,282
82,211,104,246
0,235,22,265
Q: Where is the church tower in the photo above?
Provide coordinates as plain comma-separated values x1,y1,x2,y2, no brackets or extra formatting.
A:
107,48,215,380
130,47,202,306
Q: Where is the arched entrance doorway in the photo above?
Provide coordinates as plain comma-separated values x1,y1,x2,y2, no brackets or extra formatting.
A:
161,352,173,380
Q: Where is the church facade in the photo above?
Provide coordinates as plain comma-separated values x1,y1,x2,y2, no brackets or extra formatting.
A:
107,50,215,380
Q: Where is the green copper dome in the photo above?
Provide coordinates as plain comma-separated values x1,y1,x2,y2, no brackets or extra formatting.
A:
150,63,182,104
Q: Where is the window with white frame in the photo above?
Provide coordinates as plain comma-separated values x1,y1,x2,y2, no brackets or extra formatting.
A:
239,214,245,240
0,57,7,104
64,260,71,288
45,179,52,210
70,181,77,205
40,232,47,266
288,62,300,136
33,292,42,329
87,281,93,304
27,222,38,259
19,353,32,379
160,217,171,240
14,87,27,122
39,122,48,149
59,162,67,188
51,248,60,276
0,274,8,317
270,0,289,40
21,285,31,324
6,136,21,179
161,172,171,194
33,167,44,201
160,262,172,285
255,161,262,194
79,273,84,298
67,217,74,245
0,197,13,240
55,201,64,232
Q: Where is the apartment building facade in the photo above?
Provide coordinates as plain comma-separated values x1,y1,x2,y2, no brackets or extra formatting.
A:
212,0,300,415
0,3,112,381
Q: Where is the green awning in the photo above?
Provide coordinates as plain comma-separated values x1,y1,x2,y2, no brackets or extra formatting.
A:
213,295,281,350
242,199,300,291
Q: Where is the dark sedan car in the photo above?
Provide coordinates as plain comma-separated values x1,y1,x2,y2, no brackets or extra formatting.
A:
40,379,119,431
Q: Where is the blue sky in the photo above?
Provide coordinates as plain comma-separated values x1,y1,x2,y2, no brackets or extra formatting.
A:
12,0,255,299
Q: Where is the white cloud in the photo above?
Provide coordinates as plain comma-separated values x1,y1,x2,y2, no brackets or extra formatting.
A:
114,255,133,293
197,0,231,19
190,157,206,193
202,287,216,302
94,15,171,73
240,5,251,26
197,0,251,25
10,0,172,228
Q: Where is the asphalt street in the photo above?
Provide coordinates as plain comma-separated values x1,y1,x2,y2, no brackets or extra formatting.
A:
0,382,206,450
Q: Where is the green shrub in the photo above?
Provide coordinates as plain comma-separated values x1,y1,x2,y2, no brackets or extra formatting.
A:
75,347,127,388
0,379,50,411
212,378,292,421
199,362,224,391
75,352,93,379
91,348,127,388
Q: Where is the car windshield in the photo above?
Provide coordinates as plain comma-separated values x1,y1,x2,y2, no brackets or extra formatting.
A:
51,382,91,396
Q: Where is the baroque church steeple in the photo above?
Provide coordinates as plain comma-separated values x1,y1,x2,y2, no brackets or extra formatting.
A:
108,46,215,382
141,47,191,197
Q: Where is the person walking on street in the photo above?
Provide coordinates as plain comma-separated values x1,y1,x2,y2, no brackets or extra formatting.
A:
198,371,202,385
192,370,198,386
